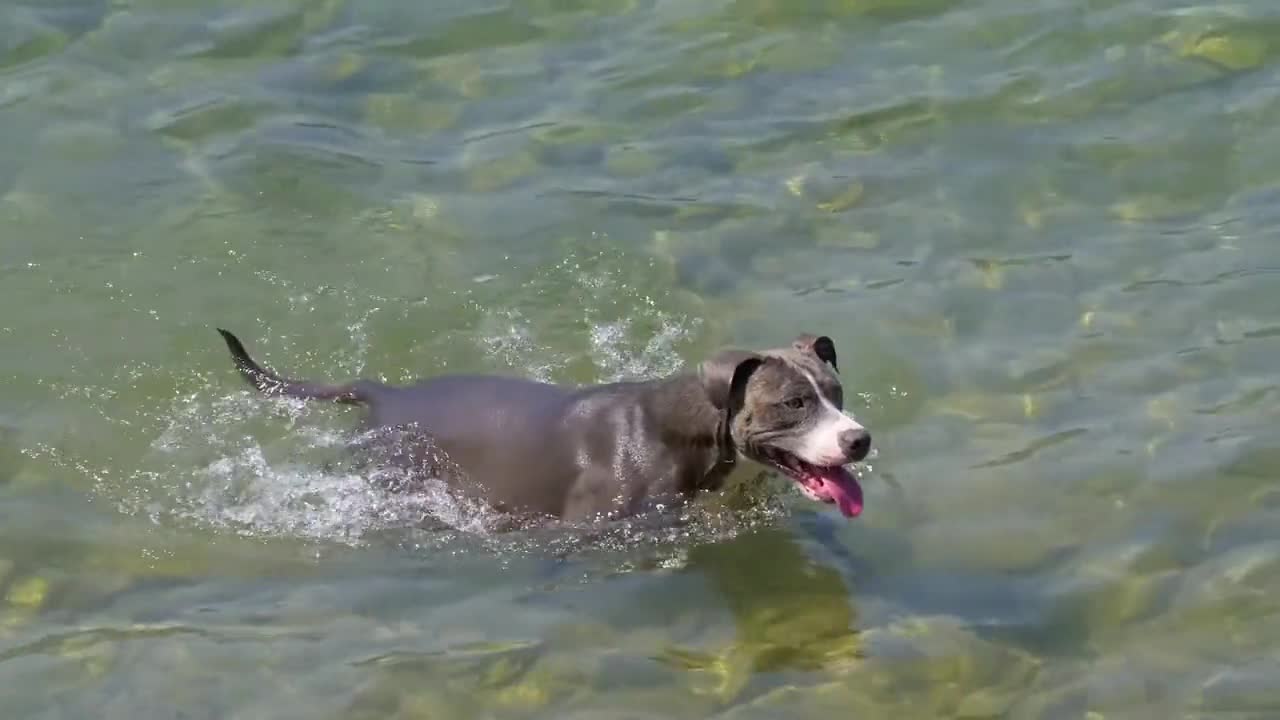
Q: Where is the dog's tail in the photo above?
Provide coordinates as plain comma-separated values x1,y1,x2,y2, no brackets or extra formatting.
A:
216,328,368,404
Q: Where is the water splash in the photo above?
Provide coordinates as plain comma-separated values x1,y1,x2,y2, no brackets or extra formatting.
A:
589,314,693,382
135,388,517,545
132,379,790,570
173,445,422,543
27,245,793,567
477,308,564,383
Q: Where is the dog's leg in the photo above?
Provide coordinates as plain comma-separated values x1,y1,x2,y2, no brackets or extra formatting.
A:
346,423,464,494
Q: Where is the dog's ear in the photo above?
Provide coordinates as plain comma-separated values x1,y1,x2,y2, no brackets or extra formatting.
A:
706,353,765,462
725,356,765,419
793,333,838,372
699,349,763,410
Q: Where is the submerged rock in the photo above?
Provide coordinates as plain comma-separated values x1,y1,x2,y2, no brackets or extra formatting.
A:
715,614,1039,718
1039,542,1183,647
1173,539,1280,613
146,95,262,143
466,148,539,193
56,628,119,681
6,575,49,610
908,515,1070,575
757,31,843,73
1200,655,1280,713
713,681,883,719
364,94,460,135
0,7,70,72
1163,26,1270,72
815,224,879,250
179,4,312,60
1008,653,1199,719
814,181,865,214
349,636,593,716
954,686,1018,718
604,144,662,177
859,615,1039,695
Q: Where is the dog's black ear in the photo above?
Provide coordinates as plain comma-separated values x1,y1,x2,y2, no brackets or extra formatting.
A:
793,333,838,372
699,349,762,410
725,356,764,419
706,354,765,463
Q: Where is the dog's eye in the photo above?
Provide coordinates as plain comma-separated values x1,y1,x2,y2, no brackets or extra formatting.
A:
785,397,806,410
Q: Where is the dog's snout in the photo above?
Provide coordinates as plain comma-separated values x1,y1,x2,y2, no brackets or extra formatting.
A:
840,428,871,462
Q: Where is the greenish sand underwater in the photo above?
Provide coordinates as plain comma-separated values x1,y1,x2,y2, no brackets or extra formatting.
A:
3,0,1280,717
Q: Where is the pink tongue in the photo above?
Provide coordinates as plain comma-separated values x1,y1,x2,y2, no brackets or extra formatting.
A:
817,466,863,518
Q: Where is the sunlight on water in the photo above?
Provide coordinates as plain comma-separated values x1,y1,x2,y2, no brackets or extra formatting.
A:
9,0,1280,715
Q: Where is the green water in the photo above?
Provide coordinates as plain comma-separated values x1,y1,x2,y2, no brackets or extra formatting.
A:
4,0,1280,716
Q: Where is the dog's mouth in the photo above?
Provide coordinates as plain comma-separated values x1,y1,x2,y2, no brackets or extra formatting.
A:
758,447,863,518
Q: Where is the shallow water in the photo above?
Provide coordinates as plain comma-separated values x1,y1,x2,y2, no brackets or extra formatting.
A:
4,0,1280,717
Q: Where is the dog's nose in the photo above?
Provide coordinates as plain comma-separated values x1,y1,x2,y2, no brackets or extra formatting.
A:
840,428,871,462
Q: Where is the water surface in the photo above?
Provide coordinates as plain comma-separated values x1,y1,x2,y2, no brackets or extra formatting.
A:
4,0,1280,717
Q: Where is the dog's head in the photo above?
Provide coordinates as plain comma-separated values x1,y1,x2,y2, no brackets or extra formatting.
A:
700,334,870,517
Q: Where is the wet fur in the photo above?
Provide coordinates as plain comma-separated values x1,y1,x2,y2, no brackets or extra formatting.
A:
215,328,864,523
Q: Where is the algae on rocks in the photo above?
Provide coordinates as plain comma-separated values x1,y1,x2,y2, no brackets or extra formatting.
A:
604,144,663,178
6,575,50,610
1164,27,1271,72
465,148,539,193
0,6,71,71
1201,655,1280,715
718,614,1040,719
364,94,460,135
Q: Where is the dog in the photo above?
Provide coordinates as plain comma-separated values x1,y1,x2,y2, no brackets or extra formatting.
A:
215,329,871,523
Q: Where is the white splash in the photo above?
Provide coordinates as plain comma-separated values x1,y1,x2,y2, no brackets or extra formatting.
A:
589,313,695,382
40,248,786,564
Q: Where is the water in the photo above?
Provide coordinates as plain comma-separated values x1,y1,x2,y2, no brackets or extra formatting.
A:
3,0,1280,716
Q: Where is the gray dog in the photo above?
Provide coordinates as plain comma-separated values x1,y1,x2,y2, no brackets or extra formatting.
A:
216,329,871,523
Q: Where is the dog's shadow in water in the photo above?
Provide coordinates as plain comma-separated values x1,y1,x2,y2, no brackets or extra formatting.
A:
344,422,897,671
509,497,895,698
